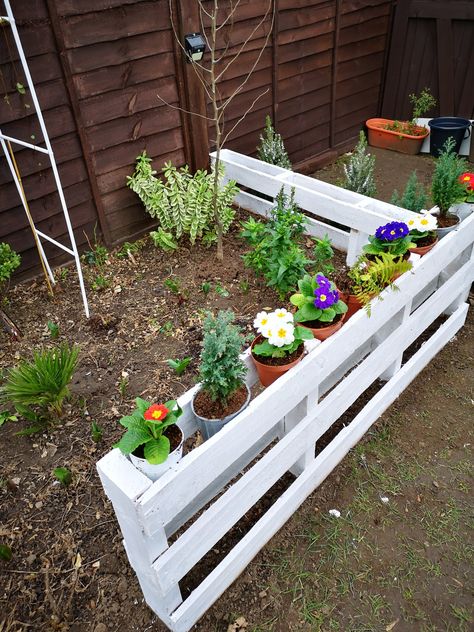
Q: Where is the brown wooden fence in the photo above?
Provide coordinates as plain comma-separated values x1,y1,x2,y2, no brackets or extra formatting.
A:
2,0,394,280
382,0,474,120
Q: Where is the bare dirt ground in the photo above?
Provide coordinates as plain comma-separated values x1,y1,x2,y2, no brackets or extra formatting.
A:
1,149,473,632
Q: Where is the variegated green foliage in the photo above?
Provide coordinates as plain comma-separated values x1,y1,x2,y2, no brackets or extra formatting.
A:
127,152,239,245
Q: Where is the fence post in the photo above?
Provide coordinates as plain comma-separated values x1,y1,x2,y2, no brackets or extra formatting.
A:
374,301,412,381
347,229,368,265
97,451,182,626
282,385,319,476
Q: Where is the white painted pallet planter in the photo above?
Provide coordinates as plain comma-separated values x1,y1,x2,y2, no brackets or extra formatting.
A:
97,154,474,632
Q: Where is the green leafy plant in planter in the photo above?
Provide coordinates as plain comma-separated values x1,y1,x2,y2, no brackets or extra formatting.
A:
363,221,415,259
114,398,183,467
343,131,376,197
0,242,21,290
384,88,437,136
257,115,292,169
290,273,348,341
127,152,239,246
0,343,79,433
313,234,335,277
193,310,248,439
431,138,469,230
391,170,428,213
241,187,312,299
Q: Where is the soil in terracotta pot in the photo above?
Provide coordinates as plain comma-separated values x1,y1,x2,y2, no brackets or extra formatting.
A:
252,343,304,366
132,424,182,458
193,383,248,420
411,234,437,247
301,312,344,329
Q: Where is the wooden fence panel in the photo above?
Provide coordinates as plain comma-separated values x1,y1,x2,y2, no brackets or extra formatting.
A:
0,0,99,280
382,0,474,120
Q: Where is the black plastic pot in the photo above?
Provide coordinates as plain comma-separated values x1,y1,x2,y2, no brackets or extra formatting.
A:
428,117,471,156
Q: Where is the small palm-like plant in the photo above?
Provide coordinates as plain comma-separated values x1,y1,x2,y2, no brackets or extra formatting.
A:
0,343,79,422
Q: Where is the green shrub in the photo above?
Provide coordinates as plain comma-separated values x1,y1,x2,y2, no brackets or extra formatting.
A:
0,243,21,286
431,138,468,217
241,187,312,299
197,311,247,405
391,170,428,212
257,115,292,169
343,131,376,197
0,343,79,422
313,234,334,277
127,152,239,245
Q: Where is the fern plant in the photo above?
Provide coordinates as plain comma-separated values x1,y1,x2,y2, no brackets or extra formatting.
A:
0,343,79,424
343,131,376,197
127,152,239,245
348,253,412,314
197,311,247,405
257,115,292,169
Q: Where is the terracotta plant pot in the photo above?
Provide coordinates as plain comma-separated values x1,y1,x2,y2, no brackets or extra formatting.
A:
129,426,184,482
366,118,429,155
251,336,304,387
345,294,363,320
300,312,346,341
409,236,439,256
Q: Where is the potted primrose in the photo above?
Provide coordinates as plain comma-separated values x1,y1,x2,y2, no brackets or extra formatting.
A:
431,138,469,236
192,310,250,440
366,88,437,155
251,308,313,387
454,171,474,222
114,397,184,481
290,273,348,341
406,212,438,256
362,221,415,262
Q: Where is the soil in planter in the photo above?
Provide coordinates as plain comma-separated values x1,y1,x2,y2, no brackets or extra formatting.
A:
437,214,459,228
193,383,248,420
301,312,344,329
252,343,304,367
132,424,182,459
412,234,437,247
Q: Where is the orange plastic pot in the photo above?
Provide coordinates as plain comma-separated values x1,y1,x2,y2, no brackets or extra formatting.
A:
300,312,346,341
366,118,429,155
251,336,304,387
339,292,363,320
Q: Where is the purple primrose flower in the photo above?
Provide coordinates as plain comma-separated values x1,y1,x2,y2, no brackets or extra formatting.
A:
315,274,331,290
375,221,409,242
314,287,339,309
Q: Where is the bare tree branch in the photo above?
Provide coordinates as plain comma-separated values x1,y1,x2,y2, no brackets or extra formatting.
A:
216,0,242,31
221,88,270,146
156,94,213,121
215,0,273,83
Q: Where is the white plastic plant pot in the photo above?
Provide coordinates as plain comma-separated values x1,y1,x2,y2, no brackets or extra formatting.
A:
129,427,184,481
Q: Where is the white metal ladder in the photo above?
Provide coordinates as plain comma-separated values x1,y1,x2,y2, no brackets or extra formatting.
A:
0,0,89,317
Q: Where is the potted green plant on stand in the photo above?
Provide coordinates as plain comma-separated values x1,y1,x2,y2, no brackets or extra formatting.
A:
251,309,313,386
290,273,348,341
431,138,469,237
366,88,437,155
114,398,184,481
192,310,249,440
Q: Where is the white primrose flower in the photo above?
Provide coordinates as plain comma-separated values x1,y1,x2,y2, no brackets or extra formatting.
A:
253,311,272,334
272,308,293,323
417,212,437,231
268,321,295,347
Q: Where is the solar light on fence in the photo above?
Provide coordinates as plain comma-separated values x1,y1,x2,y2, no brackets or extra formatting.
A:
184,33,206,63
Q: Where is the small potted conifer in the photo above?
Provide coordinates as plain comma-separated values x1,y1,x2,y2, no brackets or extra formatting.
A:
192,310,250,440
